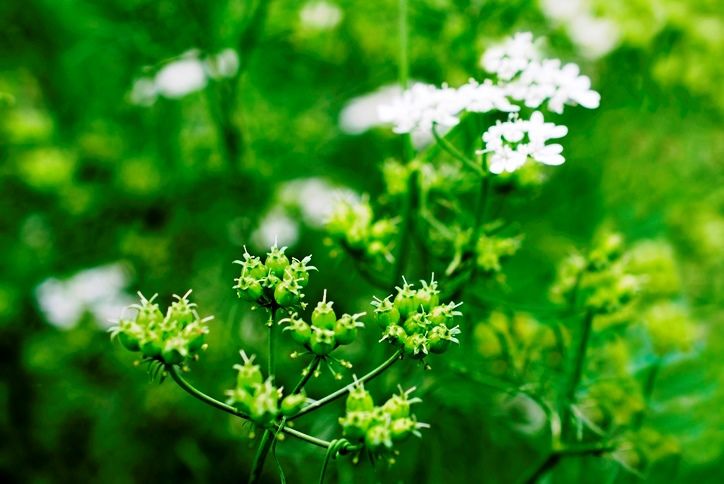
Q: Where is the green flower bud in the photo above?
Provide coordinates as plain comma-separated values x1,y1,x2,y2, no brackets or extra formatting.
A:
280,392,307,417
394,278,418,318
310,327,336,355
234,351,263,391
346,382,374,413
265,244,290,278
311,290,336,330
365,424,393,451
339,411,373,440
334,313,365,345
372,296,401,327
415,276,440,312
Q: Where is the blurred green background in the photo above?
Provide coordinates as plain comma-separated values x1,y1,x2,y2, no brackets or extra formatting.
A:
1,0,722,482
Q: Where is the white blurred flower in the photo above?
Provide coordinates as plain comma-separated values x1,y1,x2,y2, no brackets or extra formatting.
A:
251,209,299,249
506,58,601,113
155,57,207,98
568,15,619,60
482,111,568,174
457,79,520,113
35,264,134,329
130,48,240,105
539,0,619,59
280,178,357,227
378,83,464,134
481,32,540,81
300,1,343,30
339,85,402,134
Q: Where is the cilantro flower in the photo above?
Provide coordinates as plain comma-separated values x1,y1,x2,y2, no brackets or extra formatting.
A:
482,111,568,174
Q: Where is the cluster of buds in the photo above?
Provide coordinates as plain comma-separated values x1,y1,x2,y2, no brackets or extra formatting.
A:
475,234,523,274
225,351,307,426
338,382,428,460
550,232,639,314
281,290,365,361
326,197,398,264
373,276,462,359
233,244,316,309
110,291,211,365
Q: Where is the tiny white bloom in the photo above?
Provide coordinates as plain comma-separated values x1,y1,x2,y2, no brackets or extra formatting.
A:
481,111,568,174
378,83,464,134
155,57,207,98
481,32,539,81
299,1,343,30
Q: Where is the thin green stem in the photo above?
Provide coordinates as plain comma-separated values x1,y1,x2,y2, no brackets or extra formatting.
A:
268,306,277,376
398,0,413,161
393,171,418,286
561,309,595,438
292,356,322,394
523,443,614,483
167,364,249,419
633,357,661,428
431,123,483,175
165,365,327,448
289,350,403,420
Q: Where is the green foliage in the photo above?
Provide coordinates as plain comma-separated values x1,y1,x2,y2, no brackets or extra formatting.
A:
1,0,722,483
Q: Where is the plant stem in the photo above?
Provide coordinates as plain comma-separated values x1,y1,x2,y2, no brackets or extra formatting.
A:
289,350,403,420
393,170,418,286
633,357,661,428
431,123,483,175
523,443,614,484
561,309,594,438
165,365,327,448
398,0,413,162
268,306,277,376
250,357,322,483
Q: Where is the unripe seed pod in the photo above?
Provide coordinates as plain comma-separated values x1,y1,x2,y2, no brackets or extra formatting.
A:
365,424,392,451
236,276,263,302
235,358,263,391
265,245,290,278
382,394,411,419
346,383,374,413
280,392,307,417
310,327,336,355
311,291,336,330
390,418,416,442
284,316,312,345
274,280,301,307
394,279,418,318
339,411,373,440
372,296,400,327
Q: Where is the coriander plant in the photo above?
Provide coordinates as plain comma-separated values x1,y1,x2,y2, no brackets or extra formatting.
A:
111,6,695,483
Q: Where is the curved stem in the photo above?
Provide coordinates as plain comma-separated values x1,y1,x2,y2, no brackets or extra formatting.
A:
165,366,328,449
167,364,250,419
431,123,483,175
290,350,403,420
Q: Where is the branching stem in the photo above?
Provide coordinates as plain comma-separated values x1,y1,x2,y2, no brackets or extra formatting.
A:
289,350,403,420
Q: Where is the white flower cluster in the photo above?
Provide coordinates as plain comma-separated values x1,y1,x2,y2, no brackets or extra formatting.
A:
130,49,240,106
378,33,599,126
482,32,601,114
482,111,568,174
378,81,520,134
374,31,600,174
